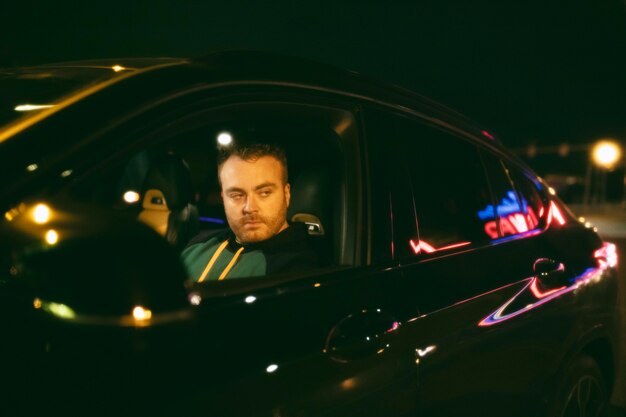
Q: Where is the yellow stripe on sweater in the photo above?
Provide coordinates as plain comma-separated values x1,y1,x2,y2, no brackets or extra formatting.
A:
218,246,245,281
197,240,229,282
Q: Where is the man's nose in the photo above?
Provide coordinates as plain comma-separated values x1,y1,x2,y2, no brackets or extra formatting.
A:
243,195,259,213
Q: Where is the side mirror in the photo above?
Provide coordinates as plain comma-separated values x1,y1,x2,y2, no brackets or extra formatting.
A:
0,200,191,326
533,258,567,290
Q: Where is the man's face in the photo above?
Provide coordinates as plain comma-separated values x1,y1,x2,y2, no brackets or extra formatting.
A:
220,155,290,244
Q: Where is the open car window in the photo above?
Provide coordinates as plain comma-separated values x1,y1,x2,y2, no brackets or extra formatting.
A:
62,100,359,281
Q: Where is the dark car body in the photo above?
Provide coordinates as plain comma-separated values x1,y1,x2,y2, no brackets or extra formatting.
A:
0,51,620,417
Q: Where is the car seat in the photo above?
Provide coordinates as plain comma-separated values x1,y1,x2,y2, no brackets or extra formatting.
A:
138,153,198,250
287,167,335,264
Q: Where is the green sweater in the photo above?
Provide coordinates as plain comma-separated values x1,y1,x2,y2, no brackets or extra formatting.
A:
182,223,323,282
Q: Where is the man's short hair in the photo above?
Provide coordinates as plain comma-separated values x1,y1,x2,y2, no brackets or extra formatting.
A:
217,142,289,185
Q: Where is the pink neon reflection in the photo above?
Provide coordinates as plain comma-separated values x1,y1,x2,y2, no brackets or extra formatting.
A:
529,277,565,299
594,242,618,268
410,239,471,255
547,201,566,226
481,130,495,140
386,321,400,333
479,265,605,327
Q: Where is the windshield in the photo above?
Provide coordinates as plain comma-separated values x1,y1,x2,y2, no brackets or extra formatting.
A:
0,65,132,129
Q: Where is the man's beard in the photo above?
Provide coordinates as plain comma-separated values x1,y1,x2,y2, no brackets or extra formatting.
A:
232,207,287,244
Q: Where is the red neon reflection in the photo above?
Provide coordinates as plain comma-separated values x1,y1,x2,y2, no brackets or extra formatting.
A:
481,130,495,140
410,239,471,255
508,213,529,233
484,207,543,239
548,201,566,226
529,277,565,299
485,221,498,239
438,241,472,251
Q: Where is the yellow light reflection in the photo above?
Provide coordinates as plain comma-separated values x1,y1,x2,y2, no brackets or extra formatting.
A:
14,104,55,112
45,302,76,319
33,298,42,309
132,306,152,321
314,283,321,288
341,378,356,389
26,163,38,172
60,169,73,178
33,204,51,224
548,187,556,195
266,364,278,373
45,229,59,245
5,208,20,221
123,191,141,204
112,65,126,72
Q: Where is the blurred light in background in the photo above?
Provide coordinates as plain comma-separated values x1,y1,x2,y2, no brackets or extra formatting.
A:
45,229,59,245
217,132,233,146
123,190,141,204
592,140,622,169
33,203,51,224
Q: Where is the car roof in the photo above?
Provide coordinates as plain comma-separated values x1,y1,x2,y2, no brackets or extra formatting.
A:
5,57,187,71
0,50,499,148
194,50,496,142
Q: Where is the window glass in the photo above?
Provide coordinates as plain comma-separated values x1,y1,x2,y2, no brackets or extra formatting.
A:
480,152,528,239
507,166,545,232
393,116,495,256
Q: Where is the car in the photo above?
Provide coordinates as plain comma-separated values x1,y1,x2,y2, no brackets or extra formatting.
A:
0,51,620,417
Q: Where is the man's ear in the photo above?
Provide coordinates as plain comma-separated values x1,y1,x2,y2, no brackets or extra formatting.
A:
284,183,291,207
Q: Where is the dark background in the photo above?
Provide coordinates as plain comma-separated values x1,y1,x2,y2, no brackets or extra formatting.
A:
3,0,626,198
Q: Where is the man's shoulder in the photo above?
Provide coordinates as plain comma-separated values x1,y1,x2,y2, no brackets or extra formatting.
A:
262,222,330,273
265,222,312,247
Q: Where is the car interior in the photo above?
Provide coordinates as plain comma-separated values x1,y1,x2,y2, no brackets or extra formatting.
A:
67,101,360,271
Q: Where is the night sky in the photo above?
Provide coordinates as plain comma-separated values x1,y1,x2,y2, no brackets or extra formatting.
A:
3,0,626,190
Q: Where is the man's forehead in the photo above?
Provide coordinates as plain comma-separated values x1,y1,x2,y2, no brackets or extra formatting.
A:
220,155,285,187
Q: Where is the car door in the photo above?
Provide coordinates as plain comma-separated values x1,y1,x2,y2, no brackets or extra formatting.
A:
362,106,591,417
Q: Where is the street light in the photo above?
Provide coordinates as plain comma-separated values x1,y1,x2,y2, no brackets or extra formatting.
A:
585,139,623,206
591,140,622,170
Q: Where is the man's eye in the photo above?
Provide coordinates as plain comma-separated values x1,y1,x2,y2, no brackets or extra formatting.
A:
230,193,243,200
259,190,271,197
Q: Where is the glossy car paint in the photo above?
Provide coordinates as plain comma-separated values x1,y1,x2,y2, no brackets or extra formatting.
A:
0,51,620,417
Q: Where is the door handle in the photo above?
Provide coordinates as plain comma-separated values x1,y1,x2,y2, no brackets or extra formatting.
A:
533,258,567,290
325,309,400,362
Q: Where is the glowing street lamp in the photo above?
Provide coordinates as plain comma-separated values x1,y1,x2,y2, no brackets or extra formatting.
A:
591,140,622,170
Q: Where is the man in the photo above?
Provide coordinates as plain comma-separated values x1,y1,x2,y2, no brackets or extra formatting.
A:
182,142,321,282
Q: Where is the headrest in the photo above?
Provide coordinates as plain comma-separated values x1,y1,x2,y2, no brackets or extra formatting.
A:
141,153,195,210
288,168,332,236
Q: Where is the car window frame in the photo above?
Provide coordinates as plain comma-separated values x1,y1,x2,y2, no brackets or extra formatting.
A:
43,84,370,283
